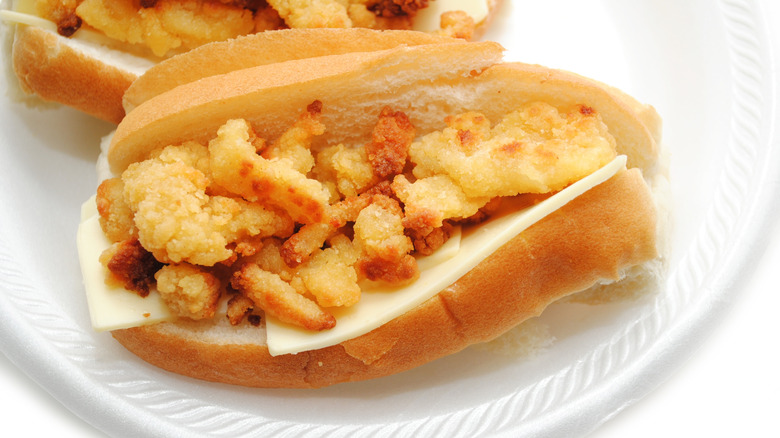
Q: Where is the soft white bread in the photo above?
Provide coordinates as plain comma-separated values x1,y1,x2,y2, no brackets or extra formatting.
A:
104,38,664,388
5,1,500,123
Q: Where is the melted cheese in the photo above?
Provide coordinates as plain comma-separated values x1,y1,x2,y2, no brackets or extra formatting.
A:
412,0,490,32
76,156,626,353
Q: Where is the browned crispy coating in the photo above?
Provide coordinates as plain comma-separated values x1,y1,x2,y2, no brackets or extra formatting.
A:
56,12,82,36
353,195,417,283
437,10,475,40
280,222,335,268
96,177,136,242
226,293,255,325
367,106,416,179
155,263,221,320
100,238,163,297
407,221,453,256
368,0,428,17
209,119,330,224
232,263,336,331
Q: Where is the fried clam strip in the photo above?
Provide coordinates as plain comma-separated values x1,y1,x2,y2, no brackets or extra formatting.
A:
66,0,284,57
314,143,378,199
366,106,416,179
96,177,137,243
392,173,490,233
230,233,360,328
295,233,361,307
226,293,257,326
397,103,618,229
278,181,394,268
284,105,417,267
209,119,331,224
121,142,294,267
232,263,336,331
155,263,221,320
353,194,417,283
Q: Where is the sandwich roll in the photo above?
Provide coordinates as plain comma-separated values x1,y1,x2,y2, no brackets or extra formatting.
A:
2,0,500,123
80,34,665,388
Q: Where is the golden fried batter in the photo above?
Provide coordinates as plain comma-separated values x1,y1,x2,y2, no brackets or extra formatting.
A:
296,233,360,307
232,263,336,331
280,222,335,268
122,143,293,266
353,195,417,283
96,177,136,242
268,0,351,28
75,0,257,57
367,106,416,179
226,293,255,325
155,263,221,320
410,102,617,198
437,10,475,40
209,119,330,224
315,144,378,198
392,173,490,231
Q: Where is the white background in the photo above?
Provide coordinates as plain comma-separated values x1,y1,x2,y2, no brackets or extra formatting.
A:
3,1,780,437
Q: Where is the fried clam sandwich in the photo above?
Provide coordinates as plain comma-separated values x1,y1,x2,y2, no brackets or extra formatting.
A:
76,31,667,388
2,0,500,122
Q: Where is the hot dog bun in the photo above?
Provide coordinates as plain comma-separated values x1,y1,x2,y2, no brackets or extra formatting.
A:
100,35,665,388
4,0,500,123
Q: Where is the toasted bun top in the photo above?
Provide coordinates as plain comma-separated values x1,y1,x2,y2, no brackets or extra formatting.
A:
109,37,659,175
122,28,465,113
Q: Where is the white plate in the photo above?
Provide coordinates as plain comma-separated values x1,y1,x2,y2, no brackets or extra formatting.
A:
1,0,779,437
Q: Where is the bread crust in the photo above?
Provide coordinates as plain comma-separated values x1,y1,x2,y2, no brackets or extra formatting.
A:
12,26,134,123
122,28,464,113
112,169,657,388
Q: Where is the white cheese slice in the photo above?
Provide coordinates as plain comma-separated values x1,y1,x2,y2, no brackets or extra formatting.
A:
412,0,490,32
77,198,175,331
266,155,627,355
